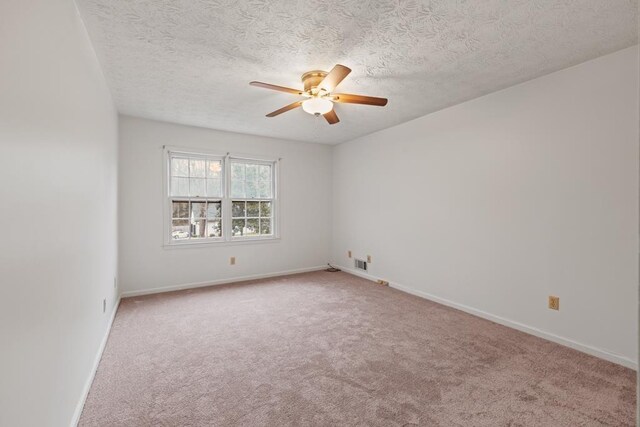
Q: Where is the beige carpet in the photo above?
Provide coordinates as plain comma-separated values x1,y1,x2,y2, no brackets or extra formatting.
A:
80,271,635,426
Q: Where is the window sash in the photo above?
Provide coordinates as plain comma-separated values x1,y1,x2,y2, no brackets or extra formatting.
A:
169,153,224,198
169,198,223,241
229,159,274,199
230,200,273,237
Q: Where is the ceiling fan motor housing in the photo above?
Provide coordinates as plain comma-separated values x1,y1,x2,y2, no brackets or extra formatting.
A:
301,70,328,93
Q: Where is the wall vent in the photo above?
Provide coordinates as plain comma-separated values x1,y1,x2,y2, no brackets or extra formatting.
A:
354,259,367,271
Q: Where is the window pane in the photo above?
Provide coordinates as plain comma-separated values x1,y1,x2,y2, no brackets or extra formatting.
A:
231,163,244,180
190,178,206,197
191,218,207,238
207,160,222,178
246,219,259,236
206,179,221,197
171,157,189,177
257,181,271,198
258,165,271,181
232,201,245,218
246,201,259,217
260,201,271,217
245,181,258,199
191,201,206,218
232,219,245,236
231,180,244,198
260,219,272,235
172,201,189,219
207,201,221,219
171,177,189,197
171,219,190,240
245,164,258,181
190,159,206,178
207,220,221,238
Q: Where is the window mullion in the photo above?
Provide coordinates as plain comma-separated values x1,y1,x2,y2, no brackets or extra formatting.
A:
223,154,232,241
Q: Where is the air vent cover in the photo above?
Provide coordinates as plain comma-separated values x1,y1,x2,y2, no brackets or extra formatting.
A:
355,259,367,271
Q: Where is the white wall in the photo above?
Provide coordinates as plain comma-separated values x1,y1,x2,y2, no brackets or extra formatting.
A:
332,46,639,368
118,116,332,295
0,1,119,426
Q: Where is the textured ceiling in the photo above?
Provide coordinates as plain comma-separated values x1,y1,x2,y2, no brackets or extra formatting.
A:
76,0,638,144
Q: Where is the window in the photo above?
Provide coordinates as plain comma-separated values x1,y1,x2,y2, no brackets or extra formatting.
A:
166,149,278,245
230,160,274,237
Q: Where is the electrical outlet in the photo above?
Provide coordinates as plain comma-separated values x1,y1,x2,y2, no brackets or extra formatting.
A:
548,296,559,311
102,298,106,313
347,250,352,258
367,255,372,263
230,256,236,265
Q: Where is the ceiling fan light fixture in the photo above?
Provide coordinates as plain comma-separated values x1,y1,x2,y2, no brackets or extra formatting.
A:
250,64,387,124
302,97,333,116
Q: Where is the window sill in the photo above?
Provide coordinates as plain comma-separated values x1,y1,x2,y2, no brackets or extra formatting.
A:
163,237,281,249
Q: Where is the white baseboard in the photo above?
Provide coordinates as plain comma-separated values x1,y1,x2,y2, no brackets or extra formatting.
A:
71,297,121,427
120,265,328,298
337,265,381,283
336,264,637,370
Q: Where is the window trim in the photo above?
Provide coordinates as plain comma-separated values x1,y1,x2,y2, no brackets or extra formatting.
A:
163,146,280,247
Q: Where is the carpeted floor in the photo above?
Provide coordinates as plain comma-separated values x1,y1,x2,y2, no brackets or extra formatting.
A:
80,271,636,426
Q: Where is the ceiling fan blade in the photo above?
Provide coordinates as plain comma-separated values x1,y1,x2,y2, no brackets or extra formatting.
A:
323,109,340,125
332,93,388,106
319,64,351,92
266,101,303,117
250,81,304,95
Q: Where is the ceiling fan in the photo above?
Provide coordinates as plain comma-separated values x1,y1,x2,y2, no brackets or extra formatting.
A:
250,64,388,125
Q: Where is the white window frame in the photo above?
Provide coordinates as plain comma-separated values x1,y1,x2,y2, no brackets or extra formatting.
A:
163,146,280,247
